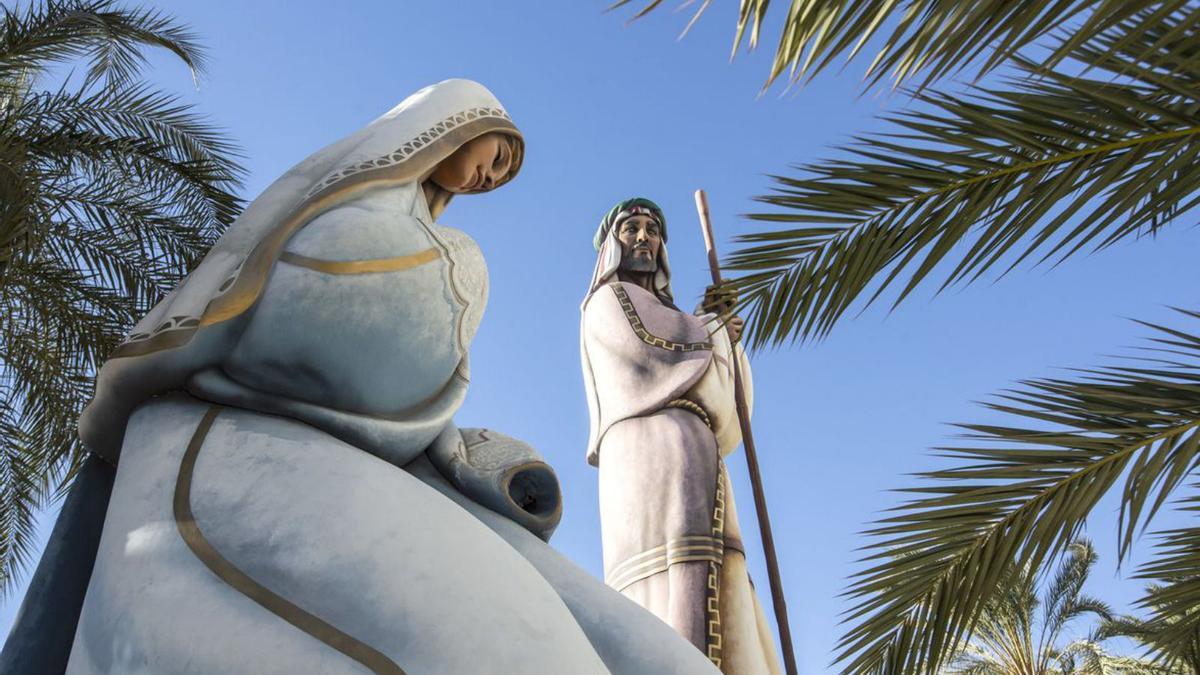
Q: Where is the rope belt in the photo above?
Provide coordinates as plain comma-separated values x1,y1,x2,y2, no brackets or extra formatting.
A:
663,398,711,429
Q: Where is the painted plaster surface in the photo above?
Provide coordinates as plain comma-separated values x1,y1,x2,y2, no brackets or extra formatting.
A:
583,279,780,674
65,80,718,674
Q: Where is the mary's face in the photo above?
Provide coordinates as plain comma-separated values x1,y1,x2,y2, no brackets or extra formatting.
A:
429,132,515,193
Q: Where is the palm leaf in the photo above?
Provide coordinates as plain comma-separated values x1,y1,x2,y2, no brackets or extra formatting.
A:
1132,505,1200,669
607,0,1185,89
941,540,1153,675
0,0,206,87
722,6,1200,347
837,311,1200,674
1101,581,1200,673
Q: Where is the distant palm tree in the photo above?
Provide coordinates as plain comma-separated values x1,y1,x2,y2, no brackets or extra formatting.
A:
611,2,1200,674
0,0,242,590
943,541,1165,675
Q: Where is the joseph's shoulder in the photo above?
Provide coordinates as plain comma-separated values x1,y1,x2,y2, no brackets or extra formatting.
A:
582,283,619,314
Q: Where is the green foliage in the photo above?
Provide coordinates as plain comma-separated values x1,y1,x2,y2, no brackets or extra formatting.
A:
1128,514,1200,672
0,0,206,88
839,312,1200,674
723,6,1200,347
943,540,1168,675
1101,579,1200,674
0,0,242,592
608,0,1175,89
610,2,1200,674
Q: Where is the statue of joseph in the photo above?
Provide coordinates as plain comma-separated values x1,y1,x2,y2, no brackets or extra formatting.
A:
580,197,782,674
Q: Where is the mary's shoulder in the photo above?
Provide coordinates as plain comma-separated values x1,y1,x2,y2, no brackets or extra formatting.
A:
430,221,470,240
285,197,431,261
430,223,484,260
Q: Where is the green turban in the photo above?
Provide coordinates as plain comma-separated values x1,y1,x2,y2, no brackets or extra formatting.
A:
593,197,667,251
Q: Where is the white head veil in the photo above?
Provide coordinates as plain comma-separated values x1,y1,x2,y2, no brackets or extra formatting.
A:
81,79,524,460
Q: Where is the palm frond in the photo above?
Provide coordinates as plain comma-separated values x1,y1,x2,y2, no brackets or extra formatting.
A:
944,648,1007,675
0,0,241,592
1132,512,1200,669
1035,540,1114,668
1101,581,1200,673
720,7,1200,347
836,311,1200,674
607,0,1185,89
1055,638,1174,675
0,397,47,592
0,0,206,87
940,539,1143,675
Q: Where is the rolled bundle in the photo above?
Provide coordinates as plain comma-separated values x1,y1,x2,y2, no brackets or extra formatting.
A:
426,424,562,541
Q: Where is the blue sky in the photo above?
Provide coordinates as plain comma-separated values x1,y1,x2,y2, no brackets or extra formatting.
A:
5,2,1199,671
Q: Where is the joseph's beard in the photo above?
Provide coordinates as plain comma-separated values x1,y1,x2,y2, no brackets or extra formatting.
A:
619,252,658,273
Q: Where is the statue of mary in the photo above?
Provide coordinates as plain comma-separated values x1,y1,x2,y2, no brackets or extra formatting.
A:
8,79,718,674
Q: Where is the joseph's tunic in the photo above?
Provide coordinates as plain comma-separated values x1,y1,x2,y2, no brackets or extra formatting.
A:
582,281,782,674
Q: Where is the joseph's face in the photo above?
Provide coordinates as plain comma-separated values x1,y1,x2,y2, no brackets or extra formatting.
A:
616,214,662,273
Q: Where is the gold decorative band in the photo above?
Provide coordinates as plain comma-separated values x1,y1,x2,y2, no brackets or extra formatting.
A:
174,407,406,675
107,116,520,360
201,116,518,328
278,248,440,275
610,284,712,353
110,325,197,359
706,559,723,667
605,535,726,592
705,461,728,668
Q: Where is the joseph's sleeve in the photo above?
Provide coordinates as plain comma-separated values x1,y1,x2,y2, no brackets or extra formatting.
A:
581,283,712,466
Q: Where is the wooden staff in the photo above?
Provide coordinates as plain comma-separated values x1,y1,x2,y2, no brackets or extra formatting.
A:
695,189,798,675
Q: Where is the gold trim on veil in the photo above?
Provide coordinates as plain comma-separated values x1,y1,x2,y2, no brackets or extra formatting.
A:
114,113,521,359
